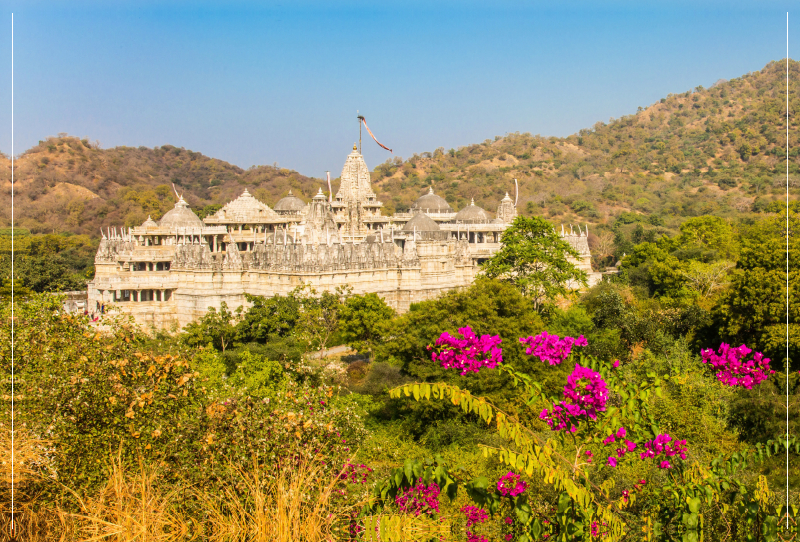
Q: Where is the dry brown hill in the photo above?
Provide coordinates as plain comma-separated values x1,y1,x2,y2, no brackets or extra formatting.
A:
0,138,329,235
370,59,799,230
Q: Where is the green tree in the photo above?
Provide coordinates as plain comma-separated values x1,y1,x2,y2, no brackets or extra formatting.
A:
374,279,556,438
714,209,799,369
228,350,286,399
293,285,347,354
339,292,395,357
235,293,301,343
482,216,587,309
183,301,238,352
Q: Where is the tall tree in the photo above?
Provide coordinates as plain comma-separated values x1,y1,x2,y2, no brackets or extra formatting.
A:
183,302,237,352
338,293,395,358
482,216,587,309
714,209,799,370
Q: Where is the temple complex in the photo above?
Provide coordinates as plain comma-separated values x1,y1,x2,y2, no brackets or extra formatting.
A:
88,145,600,329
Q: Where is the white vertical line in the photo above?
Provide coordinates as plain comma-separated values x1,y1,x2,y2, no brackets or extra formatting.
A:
9,12,14,539
786,12,790,529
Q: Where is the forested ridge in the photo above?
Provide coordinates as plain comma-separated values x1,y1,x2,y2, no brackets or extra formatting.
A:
371,60,799,223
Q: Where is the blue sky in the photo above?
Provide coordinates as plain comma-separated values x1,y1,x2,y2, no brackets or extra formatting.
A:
0,1,795,177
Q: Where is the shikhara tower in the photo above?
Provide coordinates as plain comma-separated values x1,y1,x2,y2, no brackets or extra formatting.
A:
331,144,387,239
87,144,599,329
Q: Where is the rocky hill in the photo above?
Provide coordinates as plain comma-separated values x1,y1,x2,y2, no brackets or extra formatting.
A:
1,59,797,240
0,139,329,236
369,59,799,229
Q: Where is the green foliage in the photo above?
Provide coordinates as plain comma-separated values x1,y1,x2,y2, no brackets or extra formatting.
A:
339,292,395,356
0,232,97,292
483,216,587,309
236,292,301,343
372,455,459,508
713,209,799,368
227,350,286,400
182,301,238,352
381,329,798,541
195,203,223,219
293,285,347,353
2,293,203,493
2,292,371,513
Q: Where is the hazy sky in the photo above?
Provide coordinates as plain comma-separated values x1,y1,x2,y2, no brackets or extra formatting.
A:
0,1,795,177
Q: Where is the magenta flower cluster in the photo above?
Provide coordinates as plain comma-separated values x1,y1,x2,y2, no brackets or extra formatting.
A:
431,327,503,375
497,471,528,497
461,505,489,527
540,365,608,432
519,332,588,365
701,343,774,389
460,505,489,542
603,426,637,467
539,401,586,433
339,462,373,484
563,364,608,419
640,433,688,469
394,479,441,516
591,520,608,537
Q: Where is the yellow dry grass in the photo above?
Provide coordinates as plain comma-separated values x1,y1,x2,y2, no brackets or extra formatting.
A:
0,445,368,542
64,457,189,542
199,458,363,542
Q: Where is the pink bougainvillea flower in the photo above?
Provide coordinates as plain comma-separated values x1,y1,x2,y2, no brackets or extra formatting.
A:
497,471,528,497
460,505,489,528
701,343,774,389
541,364,607,432
640,434,687,466
608,456,617,467
613,360,620,368
431,327,503,375
395,479,441,516
519,332,588,365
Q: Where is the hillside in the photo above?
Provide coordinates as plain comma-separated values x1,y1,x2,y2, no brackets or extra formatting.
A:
0,139,328,236
1,59,798,243
370,60,799,226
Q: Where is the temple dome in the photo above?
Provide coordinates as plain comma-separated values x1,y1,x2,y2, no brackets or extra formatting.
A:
402,212,440,232
454,199,490,224
158,196,204,229
274,189,306,212
141,215,158,229
212,189,279,221
410,187,453,214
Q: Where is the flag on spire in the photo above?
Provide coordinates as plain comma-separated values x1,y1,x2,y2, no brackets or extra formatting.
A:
359,116,392,153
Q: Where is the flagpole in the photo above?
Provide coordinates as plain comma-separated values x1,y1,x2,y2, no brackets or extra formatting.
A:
357,113,364,154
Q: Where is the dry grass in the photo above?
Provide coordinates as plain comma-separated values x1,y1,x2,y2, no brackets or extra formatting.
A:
0,426,68,542
64,456,189,542
0,426,57,494
0,447,372,542
198,458,363,542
